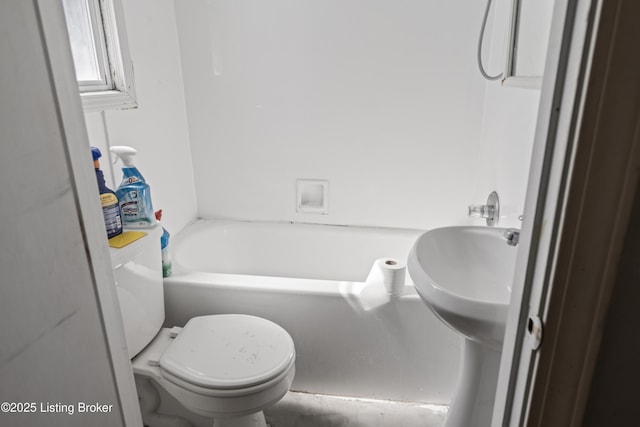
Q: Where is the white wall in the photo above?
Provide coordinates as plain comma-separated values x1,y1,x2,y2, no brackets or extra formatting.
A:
175,0,489,230
85,0,197,235
0,1,139,425
82,0,540,232
474,0,543,228
83,0,540,232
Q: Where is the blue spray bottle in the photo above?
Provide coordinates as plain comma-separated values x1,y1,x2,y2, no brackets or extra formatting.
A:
109,146,155,228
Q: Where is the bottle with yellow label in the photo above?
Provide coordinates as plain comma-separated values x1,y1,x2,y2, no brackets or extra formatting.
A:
92,147,123,239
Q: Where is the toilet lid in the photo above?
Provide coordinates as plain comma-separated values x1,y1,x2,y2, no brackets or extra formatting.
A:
159,315,295,390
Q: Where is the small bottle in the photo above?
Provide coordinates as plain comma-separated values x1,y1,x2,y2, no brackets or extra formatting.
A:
155,210,172,277
91,147,123,239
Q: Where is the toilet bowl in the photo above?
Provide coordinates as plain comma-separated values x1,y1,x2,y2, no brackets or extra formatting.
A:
110,225,296,426
132,314,296,427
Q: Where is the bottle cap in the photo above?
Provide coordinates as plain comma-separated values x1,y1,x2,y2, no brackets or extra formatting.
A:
91,147,102,168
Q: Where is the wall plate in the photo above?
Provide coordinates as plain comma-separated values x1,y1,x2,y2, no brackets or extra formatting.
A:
296,179,328,214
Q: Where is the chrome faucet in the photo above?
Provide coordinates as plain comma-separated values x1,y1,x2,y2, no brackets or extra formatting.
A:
468,191,500,226
504,228,520,246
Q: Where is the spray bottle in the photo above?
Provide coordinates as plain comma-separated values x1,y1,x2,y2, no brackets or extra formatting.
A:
91,147,123,239
109,146,155,228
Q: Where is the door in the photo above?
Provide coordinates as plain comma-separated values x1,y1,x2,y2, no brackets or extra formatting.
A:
493,0,640,425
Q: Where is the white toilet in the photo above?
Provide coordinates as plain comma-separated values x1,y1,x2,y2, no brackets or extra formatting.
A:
110,225,296,426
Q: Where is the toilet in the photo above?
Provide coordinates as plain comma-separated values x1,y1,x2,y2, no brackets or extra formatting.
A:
110,225,296,426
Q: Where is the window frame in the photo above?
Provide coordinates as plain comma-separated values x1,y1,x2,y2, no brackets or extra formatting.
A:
75,0,112,93
66,0,137,112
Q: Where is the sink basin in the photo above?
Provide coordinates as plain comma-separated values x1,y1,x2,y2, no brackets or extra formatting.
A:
407,226,517,348
407,226,519,427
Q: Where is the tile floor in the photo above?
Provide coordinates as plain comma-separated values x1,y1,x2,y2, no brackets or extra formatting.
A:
265,392,448,427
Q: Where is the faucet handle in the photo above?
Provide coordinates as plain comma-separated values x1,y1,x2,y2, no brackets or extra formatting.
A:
468,204,495,219
468,191,500,226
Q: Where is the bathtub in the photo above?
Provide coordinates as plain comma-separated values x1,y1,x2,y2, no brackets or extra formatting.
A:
163,219,460,404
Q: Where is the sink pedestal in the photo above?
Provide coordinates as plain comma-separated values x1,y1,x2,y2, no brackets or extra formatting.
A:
407,226,518,427
445,339,502,427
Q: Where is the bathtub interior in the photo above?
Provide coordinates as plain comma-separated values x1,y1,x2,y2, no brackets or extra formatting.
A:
163,219,460,405
171,219,425,282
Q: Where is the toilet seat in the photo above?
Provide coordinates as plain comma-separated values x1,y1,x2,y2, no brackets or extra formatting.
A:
160,357,295,398
160,314,296,392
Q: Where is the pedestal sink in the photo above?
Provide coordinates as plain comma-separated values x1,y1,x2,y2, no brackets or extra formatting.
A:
407,226,518,427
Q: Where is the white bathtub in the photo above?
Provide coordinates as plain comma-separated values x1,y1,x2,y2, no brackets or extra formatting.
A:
163,219,460,404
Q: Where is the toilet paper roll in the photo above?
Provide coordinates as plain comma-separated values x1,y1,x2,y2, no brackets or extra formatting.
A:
377,258,406,295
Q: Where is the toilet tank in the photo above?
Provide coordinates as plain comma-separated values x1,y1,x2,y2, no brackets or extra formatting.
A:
110,225,165,358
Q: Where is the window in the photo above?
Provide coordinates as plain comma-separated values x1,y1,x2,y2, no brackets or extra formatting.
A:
62,0,136,112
